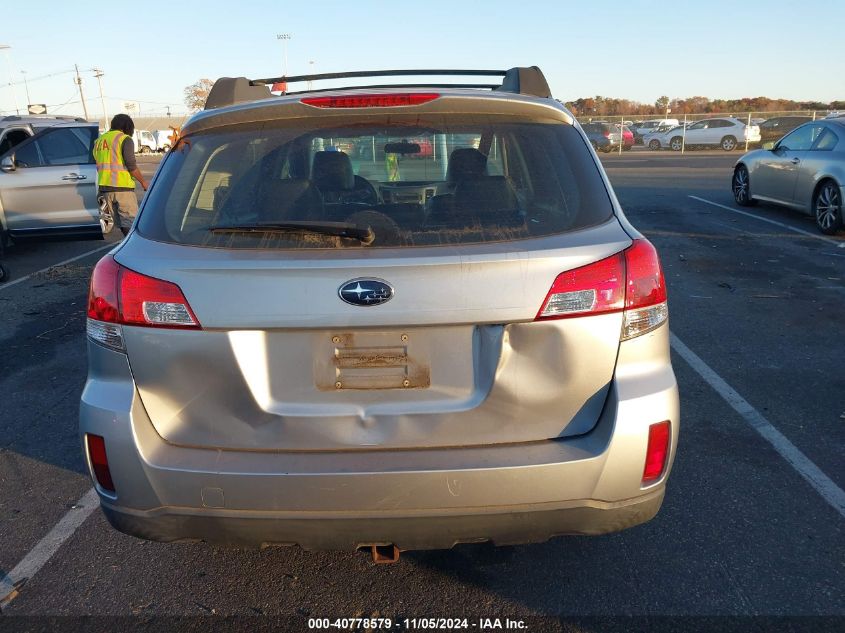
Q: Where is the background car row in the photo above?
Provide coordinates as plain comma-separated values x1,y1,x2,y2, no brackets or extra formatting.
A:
629,115,822,151
642,117,761,151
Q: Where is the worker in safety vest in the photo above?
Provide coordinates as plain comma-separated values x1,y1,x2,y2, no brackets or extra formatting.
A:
92,114,148,235
385,151,400,182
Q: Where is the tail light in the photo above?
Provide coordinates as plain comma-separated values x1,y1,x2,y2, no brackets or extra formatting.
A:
536,238,667,340
603,131,610,138
86,434,115,492
622,239,668,339
642,421,671,484
87,255,199,350
301,93,439,108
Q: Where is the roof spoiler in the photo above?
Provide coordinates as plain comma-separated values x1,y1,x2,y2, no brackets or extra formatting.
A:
203,66,551,110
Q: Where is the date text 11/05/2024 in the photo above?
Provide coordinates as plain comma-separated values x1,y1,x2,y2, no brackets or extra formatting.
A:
308,617,528,630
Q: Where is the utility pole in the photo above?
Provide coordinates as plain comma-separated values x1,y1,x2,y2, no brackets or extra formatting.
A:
276,33,291,77
0,44,20,114
307,60,315,90
93,68,107,128
74,64,90,120
21,70,31,106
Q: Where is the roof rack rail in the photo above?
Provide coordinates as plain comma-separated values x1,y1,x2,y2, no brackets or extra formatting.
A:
204,67,551,110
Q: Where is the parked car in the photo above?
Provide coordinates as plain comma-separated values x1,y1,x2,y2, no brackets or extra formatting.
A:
757,116,812,146
732,119,844,234
646,118,760,151
620,125,634,150
629,119,680,144
642,125,684,150
80,66,679,556
581,122,622,152
0,121,104,242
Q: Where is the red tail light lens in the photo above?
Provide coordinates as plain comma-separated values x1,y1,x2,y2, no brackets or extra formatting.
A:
301,93,439,108
622,239,668,340
535,239,668,339
87,255,199,329
86,434,115,492
536,253,625,320
87,255,121,322
624,239,666,309
642,421,671,484
119,268,199,327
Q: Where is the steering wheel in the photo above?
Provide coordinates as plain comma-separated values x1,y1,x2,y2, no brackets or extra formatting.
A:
344,209,404,247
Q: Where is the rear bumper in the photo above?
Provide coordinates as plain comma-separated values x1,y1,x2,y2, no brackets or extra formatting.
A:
80,324,679,550
100,488,664,551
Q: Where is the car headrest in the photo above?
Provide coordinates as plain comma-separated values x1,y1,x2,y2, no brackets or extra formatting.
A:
257,178,321,221
447,148,488,183
454,175,518,212
312,151,355,191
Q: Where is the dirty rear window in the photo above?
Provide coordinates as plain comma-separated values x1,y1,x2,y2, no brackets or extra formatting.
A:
137,114,613,249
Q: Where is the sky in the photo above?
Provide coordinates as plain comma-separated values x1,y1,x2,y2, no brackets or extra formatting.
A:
2,0,843,119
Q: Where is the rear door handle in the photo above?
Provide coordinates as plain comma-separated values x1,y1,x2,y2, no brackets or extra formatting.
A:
790,158,800,165
61,173,87,180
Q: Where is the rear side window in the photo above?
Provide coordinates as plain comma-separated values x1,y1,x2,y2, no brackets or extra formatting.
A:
137,114,613,249
812,128,838,151
780,124,823,151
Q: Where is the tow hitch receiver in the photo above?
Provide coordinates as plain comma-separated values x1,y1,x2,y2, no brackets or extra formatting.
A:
371,544,400,564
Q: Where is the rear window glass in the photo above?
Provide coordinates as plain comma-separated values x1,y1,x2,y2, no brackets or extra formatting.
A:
137,114,613,249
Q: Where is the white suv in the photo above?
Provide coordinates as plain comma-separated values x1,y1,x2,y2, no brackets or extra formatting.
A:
646,118,761,151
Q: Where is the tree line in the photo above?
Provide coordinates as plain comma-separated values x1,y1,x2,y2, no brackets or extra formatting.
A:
184,80,843,116
565,95,845,117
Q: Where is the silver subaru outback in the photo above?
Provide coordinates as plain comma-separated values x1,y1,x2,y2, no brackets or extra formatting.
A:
80,67,679,555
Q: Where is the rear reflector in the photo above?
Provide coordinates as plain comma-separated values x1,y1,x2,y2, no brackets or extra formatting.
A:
87,255,200,350
86,434,115,492
301,93,439,108
536,238,668,340
642,421,671,484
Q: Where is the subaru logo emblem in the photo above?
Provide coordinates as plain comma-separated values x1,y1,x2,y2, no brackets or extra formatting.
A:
338,278,394,307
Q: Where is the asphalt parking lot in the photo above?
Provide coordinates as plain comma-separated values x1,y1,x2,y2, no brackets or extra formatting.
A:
0,151,843,630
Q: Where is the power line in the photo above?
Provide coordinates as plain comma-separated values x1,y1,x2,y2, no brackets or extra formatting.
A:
40,91,81,114
7,68,75,86
107,96,183,106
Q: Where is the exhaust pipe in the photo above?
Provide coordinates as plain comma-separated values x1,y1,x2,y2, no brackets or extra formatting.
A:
370,544,400,564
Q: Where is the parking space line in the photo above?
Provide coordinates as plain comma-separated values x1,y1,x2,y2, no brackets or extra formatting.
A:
0,487,98,606
688,195,845,248
671,333,845,520
0,244,113,293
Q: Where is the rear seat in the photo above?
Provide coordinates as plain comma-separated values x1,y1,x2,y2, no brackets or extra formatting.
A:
426,149,520,227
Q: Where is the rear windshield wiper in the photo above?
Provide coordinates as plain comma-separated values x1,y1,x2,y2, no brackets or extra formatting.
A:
209,221,375,244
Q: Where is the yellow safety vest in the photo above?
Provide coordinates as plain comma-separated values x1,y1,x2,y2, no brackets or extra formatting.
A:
93,130,134,189
385,152,400,182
